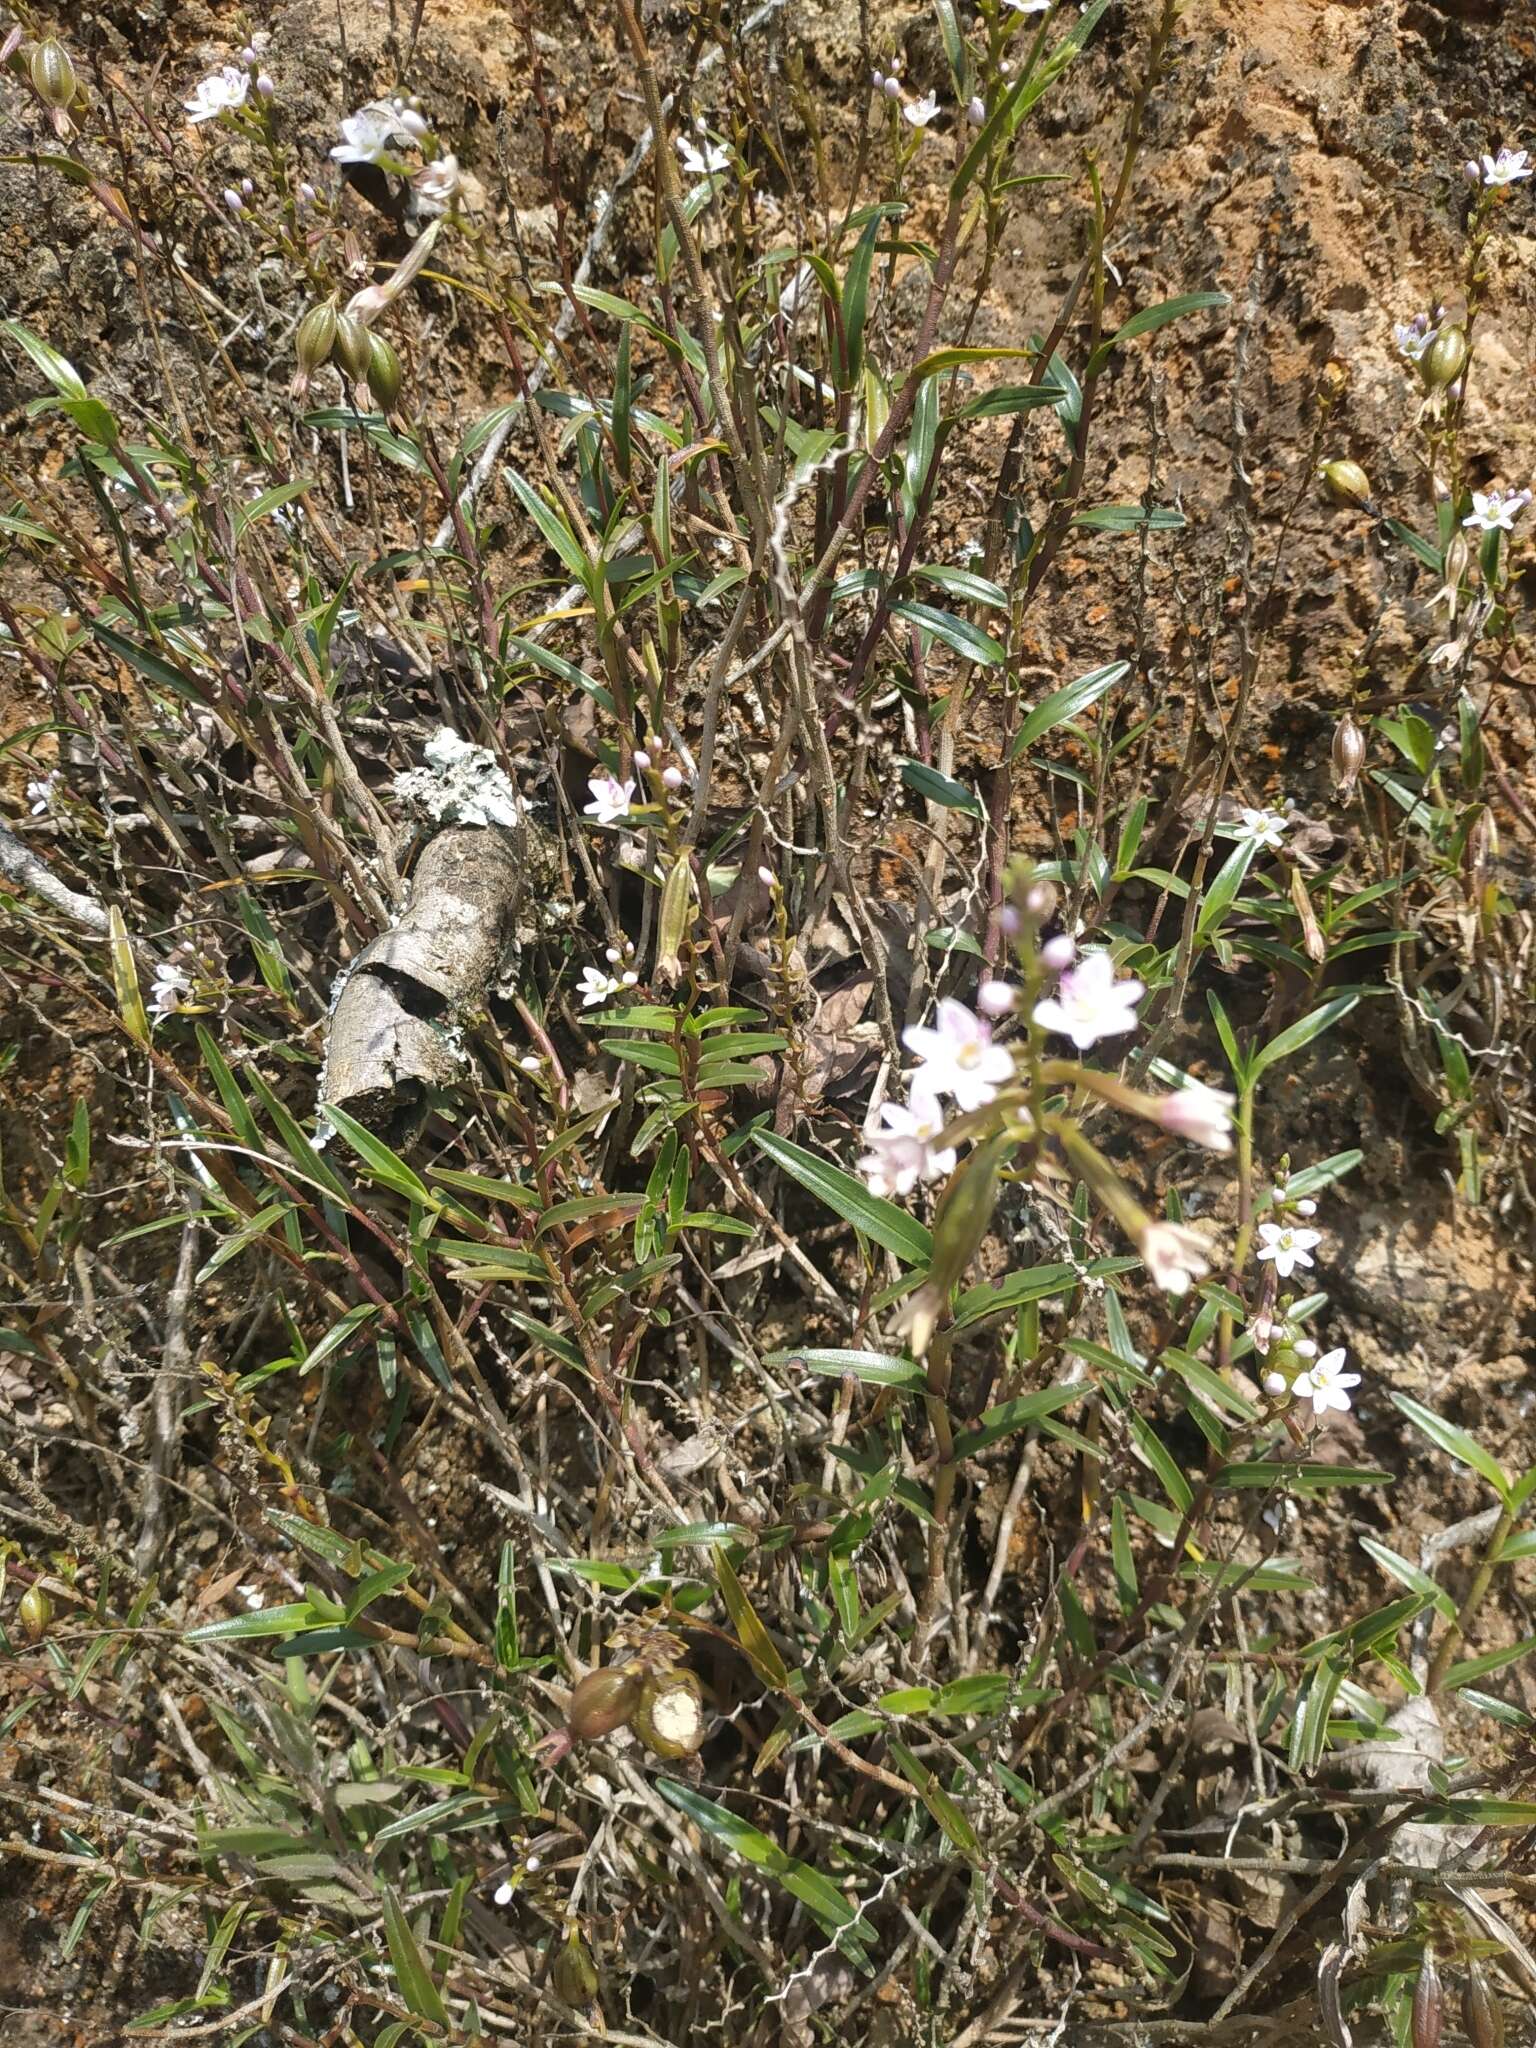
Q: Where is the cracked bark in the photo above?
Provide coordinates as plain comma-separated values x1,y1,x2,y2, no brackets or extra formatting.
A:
322,826,523,1138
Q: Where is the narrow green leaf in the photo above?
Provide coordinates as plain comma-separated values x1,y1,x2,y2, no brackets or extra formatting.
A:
751,1129,932,1267
1011,661,1128,759
380,1885,448,2028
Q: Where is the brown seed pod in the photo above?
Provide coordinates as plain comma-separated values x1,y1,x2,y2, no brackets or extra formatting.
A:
1412,1947,1443,2048
1461,1961,1505,2048
1331,713,1366,798
632,1667,705,1759
19,1583,53,1642
565,1665,642,1742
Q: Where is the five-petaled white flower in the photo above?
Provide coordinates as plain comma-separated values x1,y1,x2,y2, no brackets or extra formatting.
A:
577,964,627,1008
1469,147,1532,188
858,1080,957,1198
1158,1081,1235,1154
26,772,61,815
415,154,461,215
903,92,940,130
1256,1220,1321,1278
150,961,191,1019
1140,1221,1212,1297
1463,486,1531,533
902,997,1015,1111
332,103,406,165
184,65,250,124
583,772,636,826
1232,806,1288,850
676,132,731,178
1031,950,1144,1051
1292,1347,1359,1416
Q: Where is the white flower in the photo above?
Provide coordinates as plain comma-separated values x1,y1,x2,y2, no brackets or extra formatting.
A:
1231,806,1289,850
150,961,190,1019
676,132,730,178
184,65,249,124
1031,950,1144,1051
414,154,460,215
858,1080,957,1198
1463,486,1531,533
583,772,636,825
902,996,1016,1111
1256,1220,1321,1279
1473,146,1533,188
1140,1221,1212,1297
1392,312,1438,364
903,92,940,130
331,103,406,166
26,772,61,815
1003,0,1052,11
1158,1081,1235,1153
1292,1347,1359,1416
577,965,624,1008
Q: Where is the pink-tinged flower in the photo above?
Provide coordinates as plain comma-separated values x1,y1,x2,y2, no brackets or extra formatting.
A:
976,979,1016,1018
1471,146,1533,188
150,960,191,1019
184,65,249,123
1256,1220,1321,1278
1031,951,1144,1051
1463,486,1531,533
903,92,940,130
583,772,636,825
902,997,1015,1110
1292,1347,1359,1416
1140,1221,1212,1296
414,153,461,215
858,1080,957,1198
1158,1081,1236,1153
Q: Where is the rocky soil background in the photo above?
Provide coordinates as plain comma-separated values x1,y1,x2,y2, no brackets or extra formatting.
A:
2,0,1535,2043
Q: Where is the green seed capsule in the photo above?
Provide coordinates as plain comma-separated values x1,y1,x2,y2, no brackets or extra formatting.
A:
294,301,338,376
333,312,373,384
365,332,402,412
19,1584,53,1642
565,1665,642,1741
1461,1962,1504,2048
1421,326,1467,392
552,1932,599,2005
30,39,77,110
632,1668,705,1759
1319,459,1373,509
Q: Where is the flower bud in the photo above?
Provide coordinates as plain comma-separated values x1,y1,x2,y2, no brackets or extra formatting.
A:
661,763,685,791
882,74,900,99
966,96,985,124
30,38,77,109
1461,1962,1505,2048
1331,712,1366,797
1412,1948,1443,2048
1421,324,1467,391
552,1932,599,2005
1319,459,1373,509
19,1583,53,1641
334,311,373,383
297,181,317,207
256,72,274,100
632,1668,705,1758
565,1665,642,1741
223,187,244,214
365,332,403,412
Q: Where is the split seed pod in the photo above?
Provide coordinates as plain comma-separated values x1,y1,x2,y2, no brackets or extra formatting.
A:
1412,1947,1443,2048
1461,1961,1504,2048
564,1665,642,1742
632,1668,705,1759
